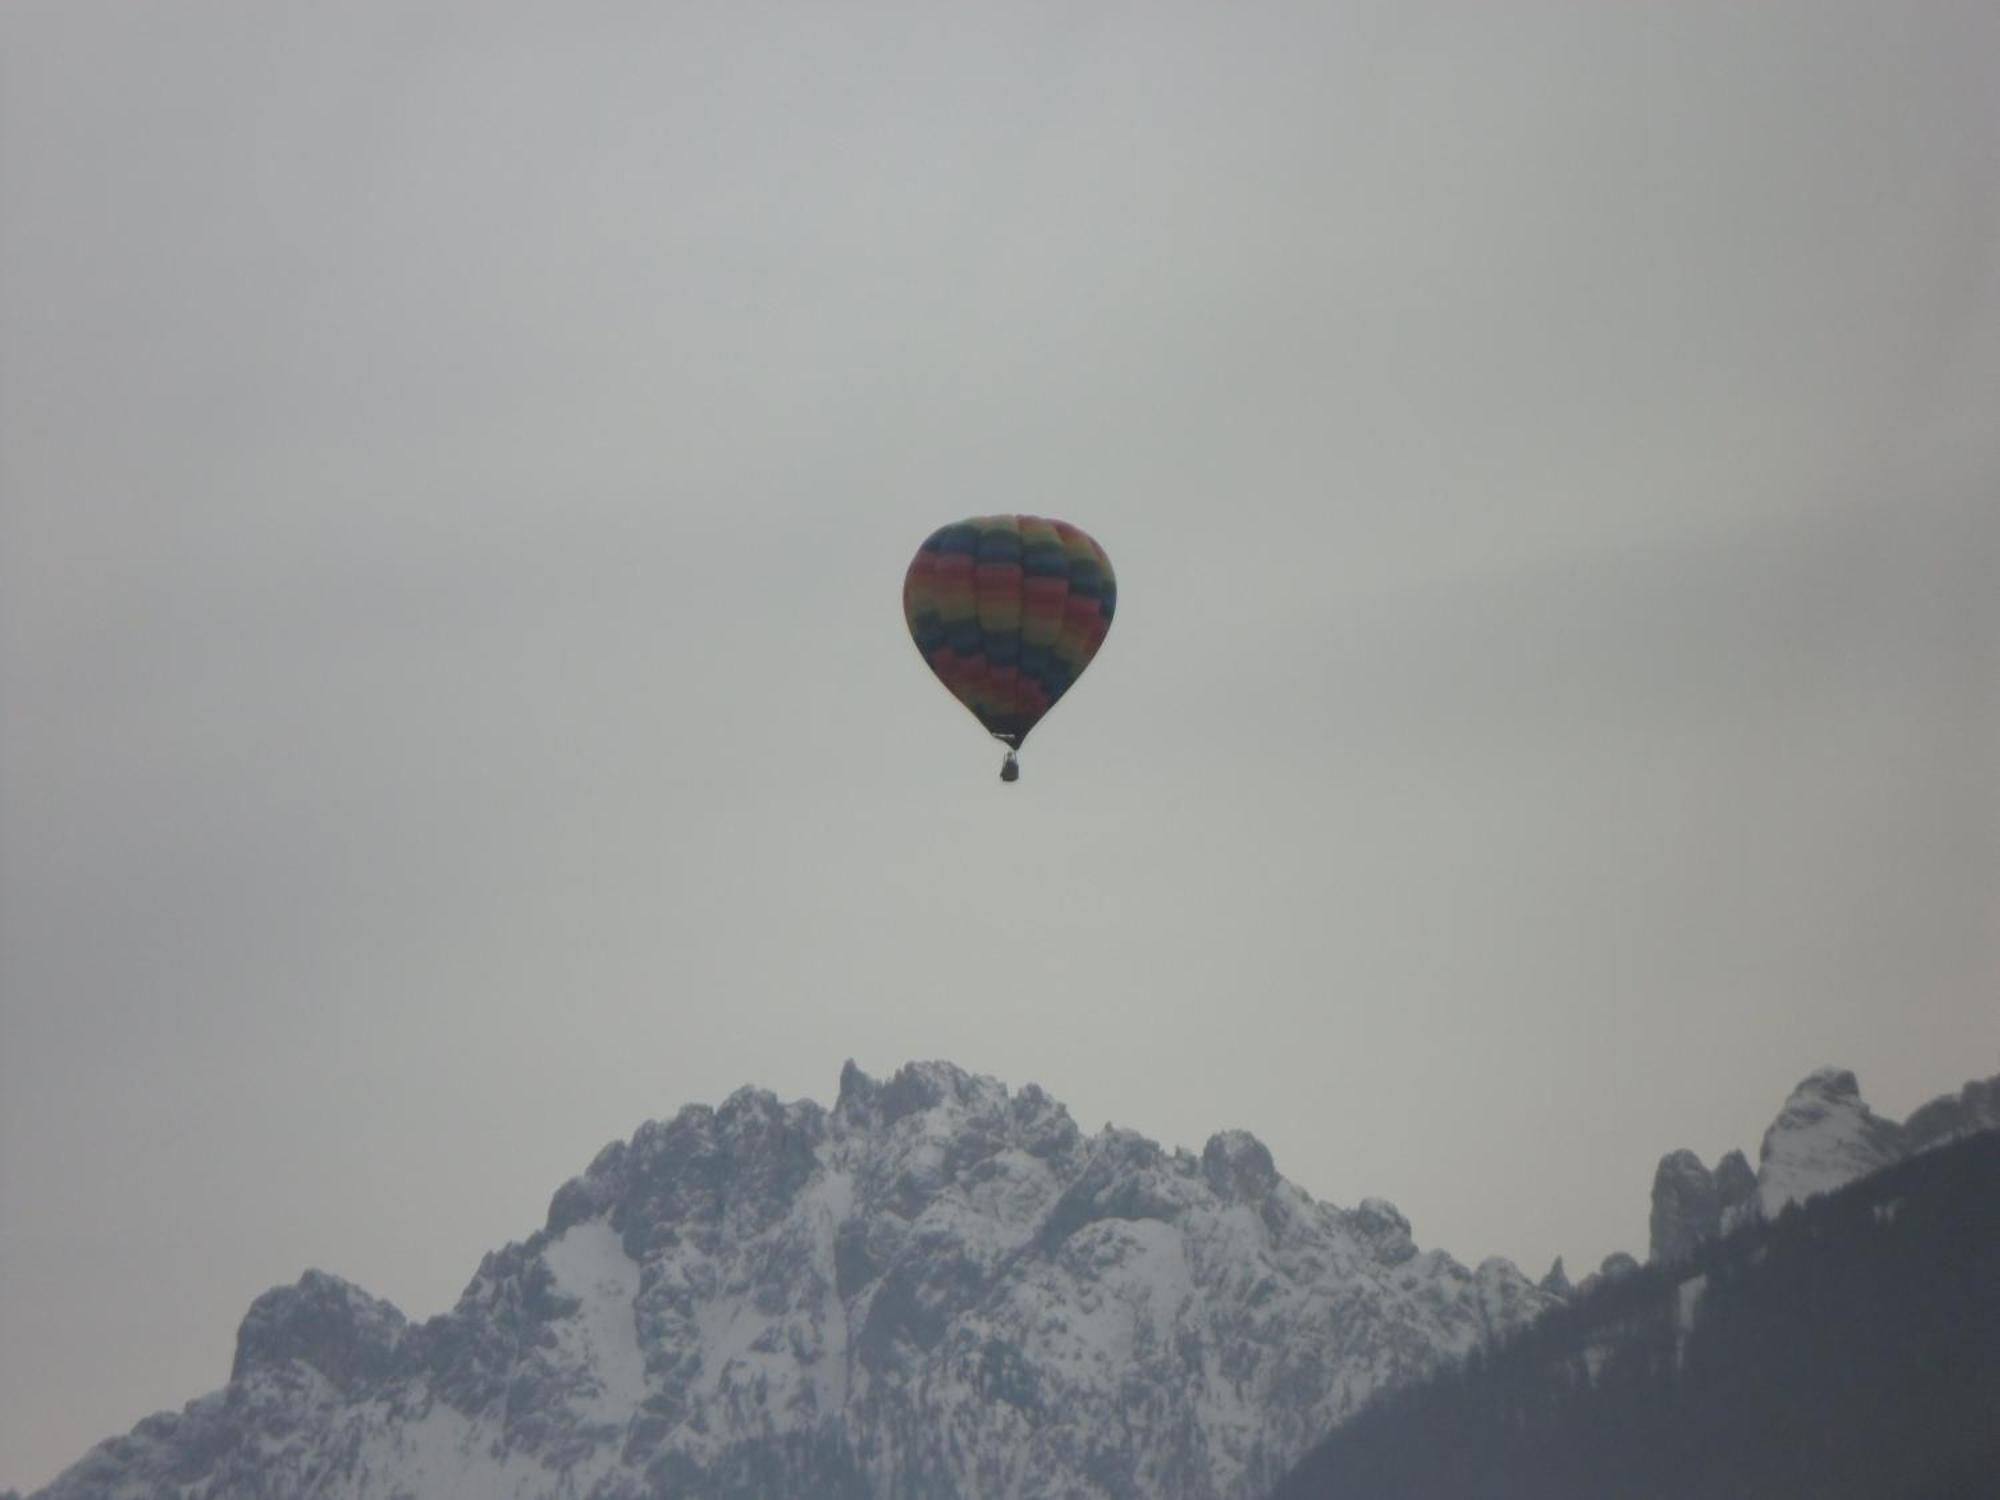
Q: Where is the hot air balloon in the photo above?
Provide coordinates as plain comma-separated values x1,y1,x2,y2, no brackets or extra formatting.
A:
903,515,1116,781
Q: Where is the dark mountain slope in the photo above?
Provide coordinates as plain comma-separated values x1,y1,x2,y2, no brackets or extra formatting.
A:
1271,1131,2000,1500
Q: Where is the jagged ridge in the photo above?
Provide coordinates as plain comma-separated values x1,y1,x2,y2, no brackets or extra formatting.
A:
1645,1065,2000,1265
33,1061,1554,1500
1272,1130,2000,1499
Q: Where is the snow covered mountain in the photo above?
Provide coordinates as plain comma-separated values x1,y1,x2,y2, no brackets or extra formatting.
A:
1647,1065,2000,1264
30,1061,1555,1500
1751,1066,1908,1219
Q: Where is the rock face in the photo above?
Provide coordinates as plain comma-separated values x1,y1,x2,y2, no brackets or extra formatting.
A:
1712,1150,1758,1236
1753,1067,1907,1218
1644,1067,1999,1265
33,1061,1556,1500
1648,1150,1719,1264
1537,1257,1572,1300
1904,1075,2000,1152
231,1271,409,1390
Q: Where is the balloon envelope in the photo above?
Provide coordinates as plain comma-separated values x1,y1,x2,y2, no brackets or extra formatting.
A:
903,515,1116,749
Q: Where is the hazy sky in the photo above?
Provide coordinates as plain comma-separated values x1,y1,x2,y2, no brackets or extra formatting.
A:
4,0,1998,1488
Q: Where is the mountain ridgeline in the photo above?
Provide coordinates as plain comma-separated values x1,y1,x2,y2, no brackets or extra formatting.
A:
27,1061,1552,1500
21,1061,1998,1499
1270,1128,2000,1500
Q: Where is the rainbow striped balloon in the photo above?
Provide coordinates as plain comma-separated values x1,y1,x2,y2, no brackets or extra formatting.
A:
903,516,1116,776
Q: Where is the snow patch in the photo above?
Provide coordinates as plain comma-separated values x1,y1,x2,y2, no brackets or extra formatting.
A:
1674,1274,1707,1334
541,1217,648,1414
1672,1273,1708,1371
352,1401,555,1500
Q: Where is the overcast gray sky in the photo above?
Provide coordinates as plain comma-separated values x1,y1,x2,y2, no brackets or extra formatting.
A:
4,0,1998,1488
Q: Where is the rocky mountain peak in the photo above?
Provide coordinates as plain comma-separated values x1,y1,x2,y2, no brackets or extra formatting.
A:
1713,1149,1755,1205
230,1271,407,1392
35,1060,1556,1500
1345,1196,1417,1266
1648,1149,1719,1264
1537,1256,1572,1299
1713,1148,1758,1234
1792,1065,1862,1101
1201,1129,1278,1201
872,1058,983,1123
1641,1068,1998,1267
1904,1074,2000,1151
1757,1067,1907,1218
